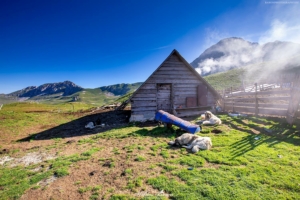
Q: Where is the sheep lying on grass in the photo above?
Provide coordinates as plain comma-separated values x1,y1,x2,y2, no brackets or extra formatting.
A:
198,111,222,125
168,133,212,153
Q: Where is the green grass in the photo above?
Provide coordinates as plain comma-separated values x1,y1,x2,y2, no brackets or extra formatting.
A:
54,167,69,177
81,147,101,157
126,176,144,191
1,104,300,199
144,115,300,199
0,148,102,199
78,185,101,194
0,165,52,198
110,194,137,200
134,155,146,162
124,168,133,176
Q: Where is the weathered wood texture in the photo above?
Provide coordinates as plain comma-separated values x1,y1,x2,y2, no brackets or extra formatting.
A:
222,76,300,124
157,84,171,112
230,107,287,116
198,84,208,106
186,97,197,107
130,52,219,121
287,77,300,124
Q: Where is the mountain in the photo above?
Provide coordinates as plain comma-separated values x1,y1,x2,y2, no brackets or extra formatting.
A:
8,81,83,98
1,81,142,105
190,37,300,76
99,82,143,96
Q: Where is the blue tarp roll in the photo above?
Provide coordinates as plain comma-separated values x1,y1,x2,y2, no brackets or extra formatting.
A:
155,110,201,134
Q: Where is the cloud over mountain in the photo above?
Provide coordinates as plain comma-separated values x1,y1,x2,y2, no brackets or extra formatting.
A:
190,37,300,80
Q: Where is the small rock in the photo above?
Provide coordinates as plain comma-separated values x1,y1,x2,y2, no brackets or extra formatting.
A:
102,161,111,167
120,172,126,176
89,170,97,176
66,140,76,144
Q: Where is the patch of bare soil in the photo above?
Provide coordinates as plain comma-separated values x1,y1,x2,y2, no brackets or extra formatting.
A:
0,152,56,167
20,136,174,200
250,129,261,135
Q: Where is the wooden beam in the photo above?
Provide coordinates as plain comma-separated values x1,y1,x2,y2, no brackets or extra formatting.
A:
131,97,157,101
225,96,290,101
134,93,156,98
147,79,201,84
131,106,157,111
227,89,291,97
136,89,157,94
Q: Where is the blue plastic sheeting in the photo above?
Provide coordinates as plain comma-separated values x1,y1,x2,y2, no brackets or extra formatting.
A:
155,110,201,134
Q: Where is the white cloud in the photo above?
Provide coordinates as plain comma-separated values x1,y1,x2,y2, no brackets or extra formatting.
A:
203,28,229,49
195,3,300,79
259,19,300,44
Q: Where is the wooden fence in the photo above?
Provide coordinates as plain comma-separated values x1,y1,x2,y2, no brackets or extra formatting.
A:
220,75,300,125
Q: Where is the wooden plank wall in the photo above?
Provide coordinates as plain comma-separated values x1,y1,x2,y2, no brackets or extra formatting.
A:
223,87,291,117
130,54,218,121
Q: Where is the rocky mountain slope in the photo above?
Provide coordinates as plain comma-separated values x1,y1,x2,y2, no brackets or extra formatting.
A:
8,81,83,98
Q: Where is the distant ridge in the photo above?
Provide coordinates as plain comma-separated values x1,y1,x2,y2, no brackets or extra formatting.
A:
1,81,143,105
99,82,143,96
8,81,83,98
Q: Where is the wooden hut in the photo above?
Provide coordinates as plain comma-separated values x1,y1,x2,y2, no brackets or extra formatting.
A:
129,49,221,122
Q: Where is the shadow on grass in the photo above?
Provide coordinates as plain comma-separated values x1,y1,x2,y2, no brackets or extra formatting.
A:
226,116,300,159
130,126,185,138
17,109,187,142
230,135,278,158
17,110,131,141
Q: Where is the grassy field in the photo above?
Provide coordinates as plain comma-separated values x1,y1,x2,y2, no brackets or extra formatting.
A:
25,88,119,106
0,103,300,199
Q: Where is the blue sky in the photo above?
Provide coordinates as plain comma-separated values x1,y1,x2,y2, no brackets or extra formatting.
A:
1,0,300,93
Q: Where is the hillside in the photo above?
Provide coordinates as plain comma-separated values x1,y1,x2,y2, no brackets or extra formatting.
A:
204,58,300,91
204,68,247,91
99,82,142,96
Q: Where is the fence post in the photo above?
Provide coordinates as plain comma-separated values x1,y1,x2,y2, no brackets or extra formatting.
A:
255,83,258,116
222,89,225,110
229,87,234,112
286,75,300,125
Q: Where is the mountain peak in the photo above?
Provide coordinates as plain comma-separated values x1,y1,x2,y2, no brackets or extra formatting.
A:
8,81,83,98
190,37,300,76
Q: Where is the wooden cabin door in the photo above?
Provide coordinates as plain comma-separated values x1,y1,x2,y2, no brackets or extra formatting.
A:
157,84,171,112
198,84,208,106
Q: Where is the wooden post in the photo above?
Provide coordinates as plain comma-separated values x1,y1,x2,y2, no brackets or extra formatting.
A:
255,83,258,116
223,89,225,111
286,76,300,125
